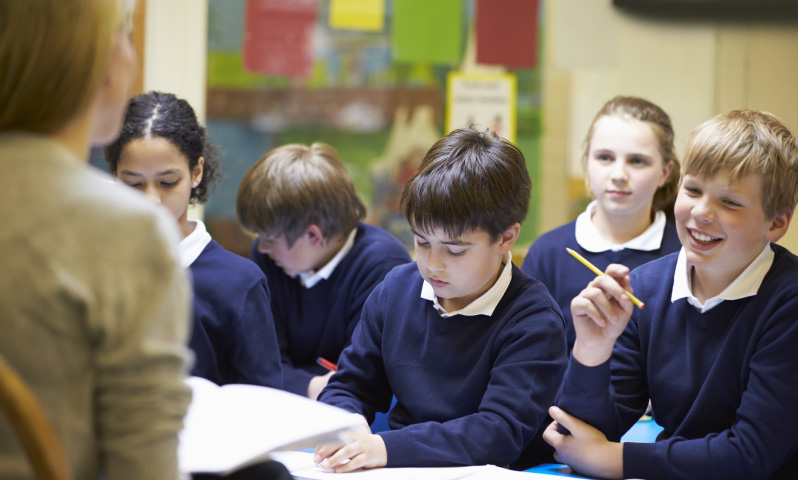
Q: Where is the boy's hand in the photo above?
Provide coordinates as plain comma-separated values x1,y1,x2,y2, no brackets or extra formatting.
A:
314,418,387,473
543,406,623,480
570,264,635,366
307,371,335,399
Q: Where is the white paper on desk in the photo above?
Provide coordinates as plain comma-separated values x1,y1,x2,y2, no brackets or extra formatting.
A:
465,465,566,479
178,376,363,475
269,451,565,480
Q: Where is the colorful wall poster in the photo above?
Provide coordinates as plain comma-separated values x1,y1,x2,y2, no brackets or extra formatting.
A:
446,72,517,143
476,0,539,68
392,0,463,65
243,0,318,77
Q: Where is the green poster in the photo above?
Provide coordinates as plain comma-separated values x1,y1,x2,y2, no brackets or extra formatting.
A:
392,0,463,65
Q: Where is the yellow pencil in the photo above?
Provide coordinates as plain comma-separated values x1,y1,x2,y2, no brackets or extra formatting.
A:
566,248,645,309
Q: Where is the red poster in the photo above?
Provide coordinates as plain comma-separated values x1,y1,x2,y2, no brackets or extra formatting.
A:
243,0,318,77
475,0,539,69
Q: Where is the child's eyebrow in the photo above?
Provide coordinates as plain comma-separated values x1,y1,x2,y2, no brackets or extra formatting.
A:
593,149,652,160
119,169,182,177
410,229,472,246
441,239,472,246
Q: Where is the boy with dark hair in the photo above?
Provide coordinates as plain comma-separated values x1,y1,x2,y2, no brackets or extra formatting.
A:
314,128,567,470
237,143,410,398
545,110,798,479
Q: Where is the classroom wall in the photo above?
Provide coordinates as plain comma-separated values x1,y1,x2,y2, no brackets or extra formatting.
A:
142,0,208,219
142,0,208,118
139,0,798,253
714,23,798,252
539,0,798,253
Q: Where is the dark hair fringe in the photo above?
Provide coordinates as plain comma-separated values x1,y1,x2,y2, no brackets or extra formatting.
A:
104,91,222,204
401,128,531,242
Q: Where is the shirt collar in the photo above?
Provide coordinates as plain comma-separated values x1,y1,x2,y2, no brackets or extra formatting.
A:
671,243,774,313
420,252,513,317
575,200,668,253
178,219,212,268
299,228,358,289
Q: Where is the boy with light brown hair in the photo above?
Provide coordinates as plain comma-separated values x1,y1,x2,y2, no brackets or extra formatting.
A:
237,143,410,399
546,110,798,479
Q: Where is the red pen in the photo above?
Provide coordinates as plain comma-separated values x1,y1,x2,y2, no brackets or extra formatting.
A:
316,357,338,372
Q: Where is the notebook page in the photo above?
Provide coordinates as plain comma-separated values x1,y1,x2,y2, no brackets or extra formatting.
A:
178,377,362,474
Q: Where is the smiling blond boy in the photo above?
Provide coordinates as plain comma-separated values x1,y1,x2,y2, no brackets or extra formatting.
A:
546,110,798,480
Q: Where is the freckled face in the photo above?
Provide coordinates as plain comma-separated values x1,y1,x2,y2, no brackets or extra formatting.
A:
414,227,507,312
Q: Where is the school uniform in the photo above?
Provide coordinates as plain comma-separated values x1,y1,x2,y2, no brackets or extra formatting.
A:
318,260,568,468
521,201,681,351
183,220,283,388
249,222,411,395
557,243,798,479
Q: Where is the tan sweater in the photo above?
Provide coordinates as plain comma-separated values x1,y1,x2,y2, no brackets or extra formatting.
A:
0,133,193,480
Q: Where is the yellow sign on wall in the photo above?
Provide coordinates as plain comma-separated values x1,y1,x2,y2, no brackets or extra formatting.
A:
330,0,385,32
446,72,517,143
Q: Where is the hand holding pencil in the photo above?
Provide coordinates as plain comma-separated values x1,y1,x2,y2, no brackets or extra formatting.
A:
567,249,637,366
557,249,641,436
566,248,645,309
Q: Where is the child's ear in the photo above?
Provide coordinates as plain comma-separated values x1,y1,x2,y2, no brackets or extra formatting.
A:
306,224,325,246
192,157,205,187
657,160,675,188
766,209,794,243
498,223,521,253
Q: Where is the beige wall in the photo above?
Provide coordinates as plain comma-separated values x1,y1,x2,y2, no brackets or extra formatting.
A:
142,0,208,219
539,0,798,252
714,23,798,251
143,0,208,118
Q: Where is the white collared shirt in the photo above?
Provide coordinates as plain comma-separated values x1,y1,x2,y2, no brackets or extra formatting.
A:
298,228,358,289
671,243,774,313
575,200,668,253
178,219,212,268
420,252,514,317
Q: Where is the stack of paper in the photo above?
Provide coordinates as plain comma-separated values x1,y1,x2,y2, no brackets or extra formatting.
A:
177,376,363,475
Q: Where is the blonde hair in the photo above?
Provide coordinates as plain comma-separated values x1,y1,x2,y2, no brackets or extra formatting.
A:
237,143,366,247
683,110,798,219
0,0,128,133
583,96,681,221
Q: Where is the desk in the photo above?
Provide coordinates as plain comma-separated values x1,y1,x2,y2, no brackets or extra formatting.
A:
617,418,663,443
524,419,663,478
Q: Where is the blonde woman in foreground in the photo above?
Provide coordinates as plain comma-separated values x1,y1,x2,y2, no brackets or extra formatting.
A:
0,1,193,479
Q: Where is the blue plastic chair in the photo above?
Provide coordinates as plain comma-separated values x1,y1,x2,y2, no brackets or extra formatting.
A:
369,396,397,433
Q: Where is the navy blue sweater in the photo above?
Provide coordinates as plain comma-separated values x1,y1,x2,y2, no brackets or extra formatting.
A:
557,244,798,480
318,263,567,468
188,240,283,389
521,220,681,352
249,223,411,395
